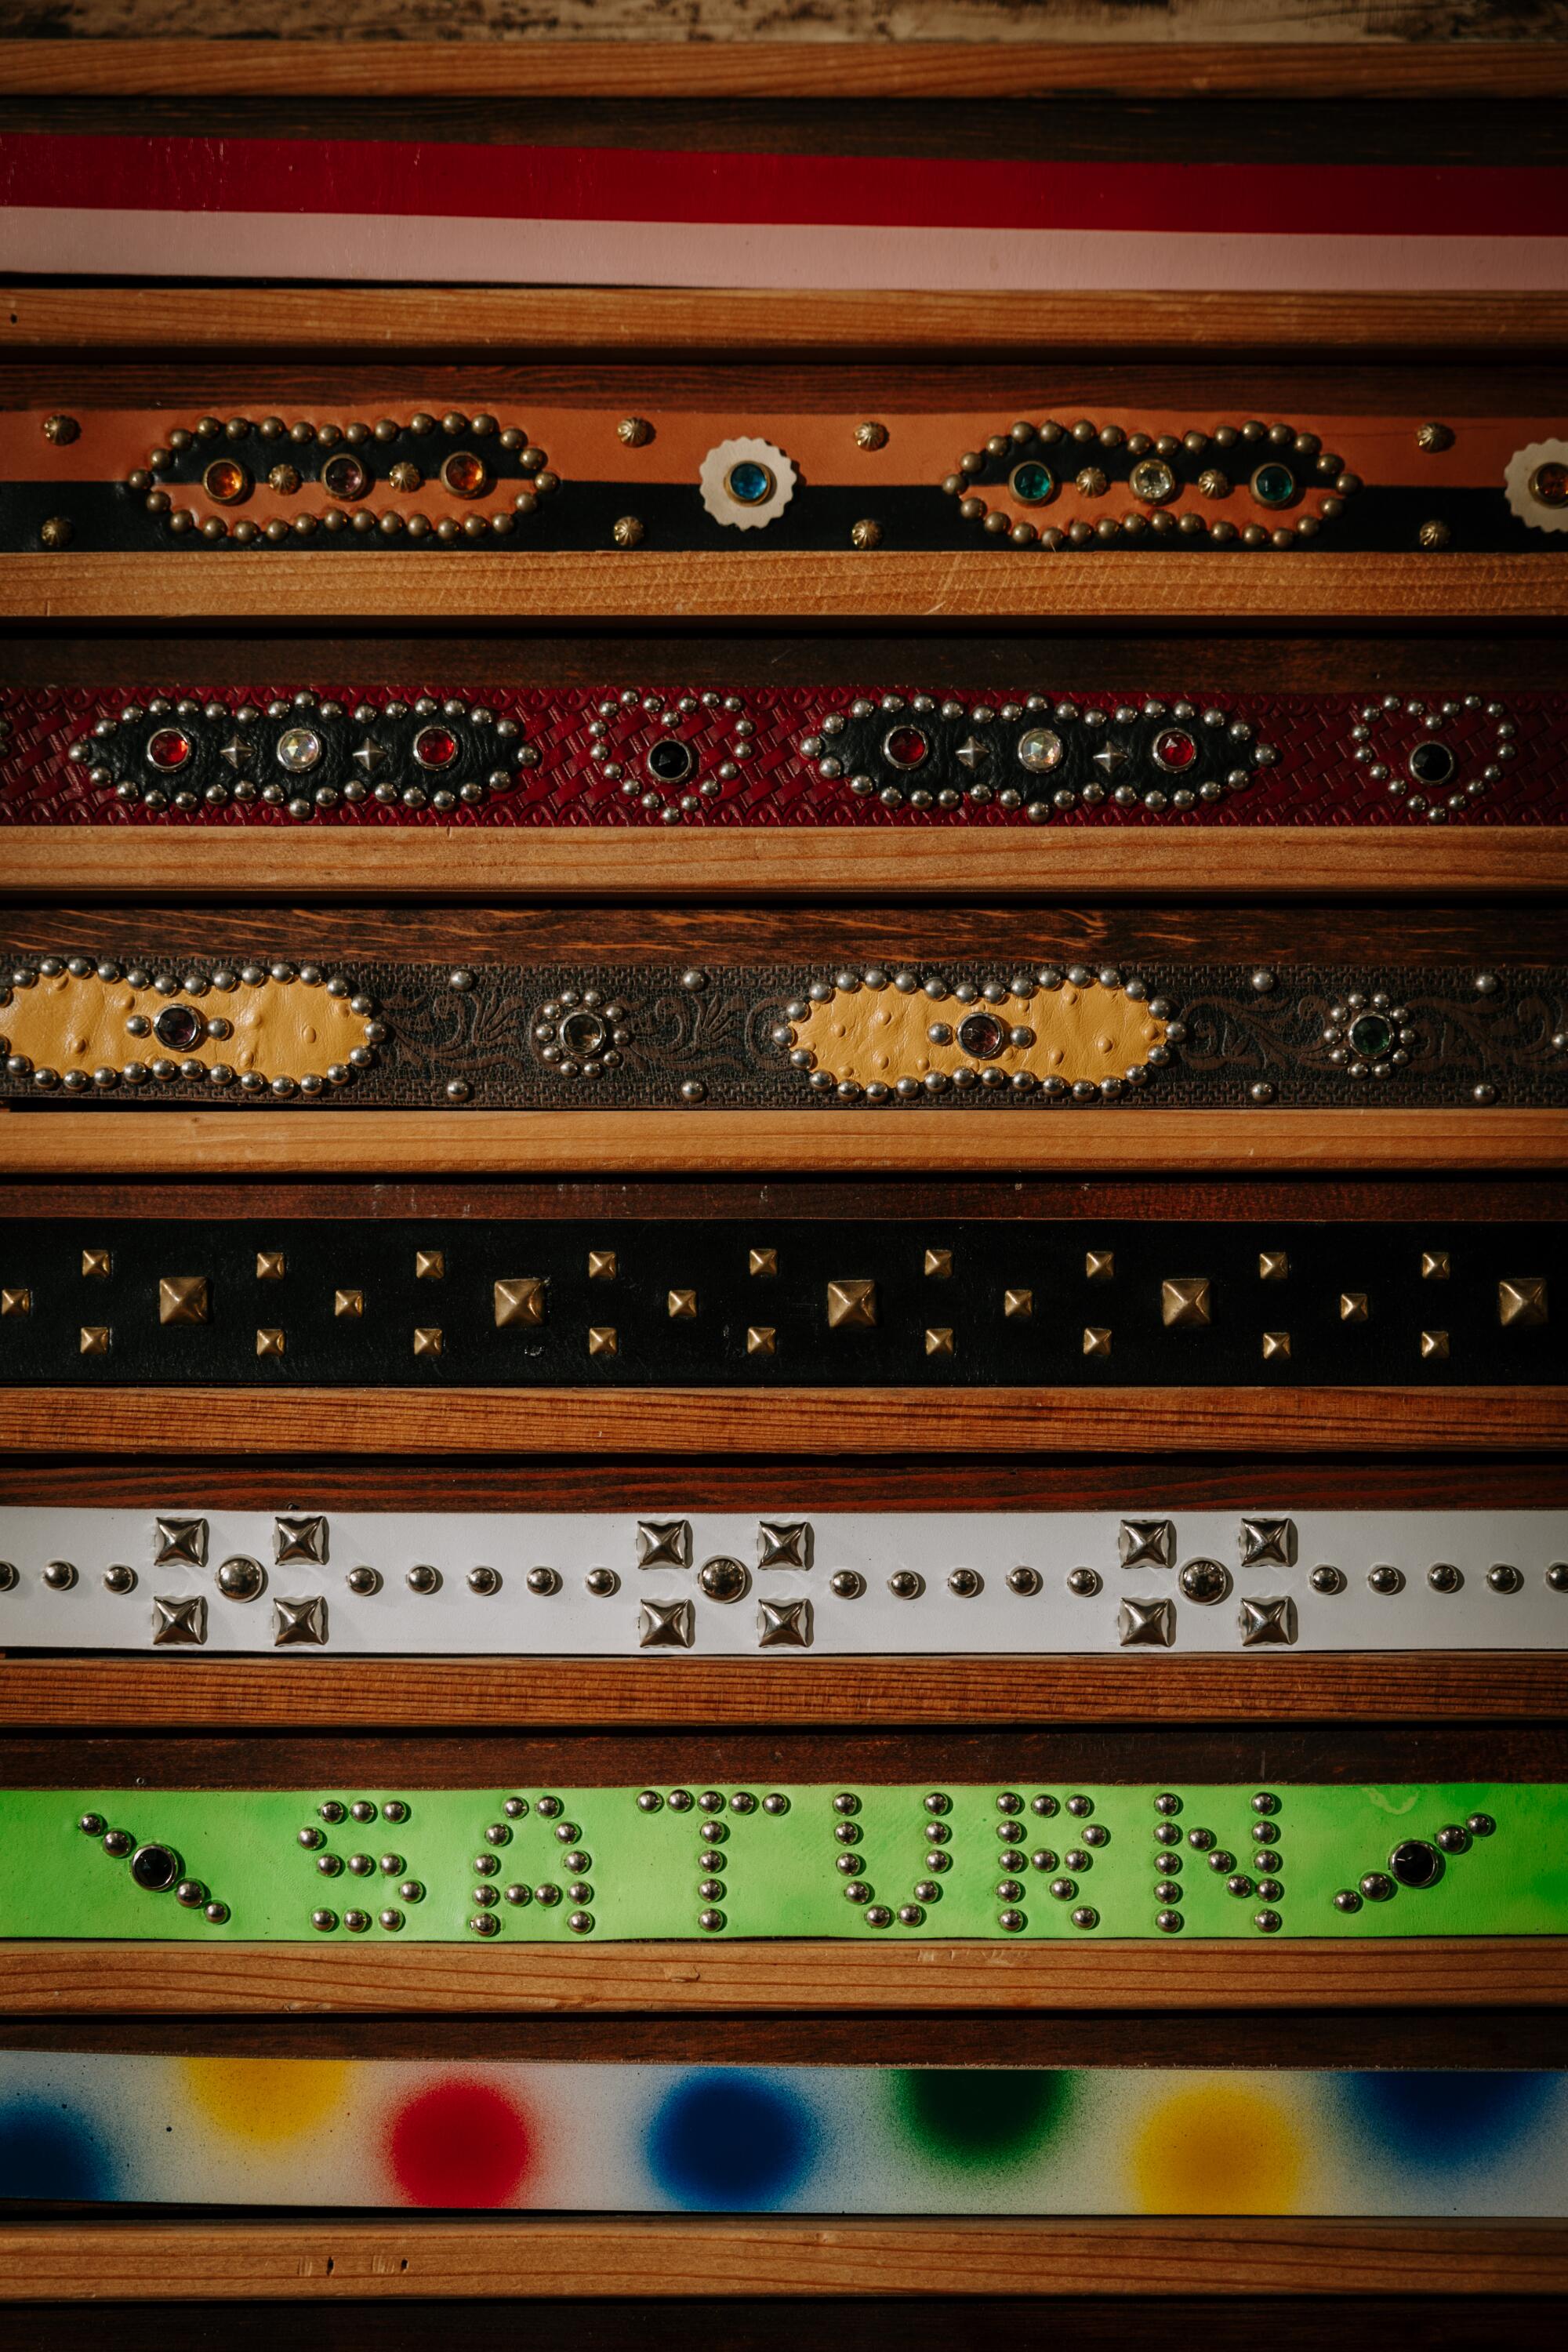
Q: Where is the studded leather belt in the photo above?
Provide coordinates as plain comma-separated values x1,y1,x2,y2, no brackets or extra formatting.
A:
0,1218,1556,1388
2,953,1562,1111
3,1506,1563,1657
0,1782,1555,1942
6,405,1566,556
2,684,1563,836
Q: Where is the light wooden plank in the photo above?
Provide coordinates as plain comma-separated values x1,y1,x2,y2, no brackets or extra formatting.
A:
9,826,1568,902
5,284,1563,356
5,553,1564,626
2,1109,1561,1178
5,1937,1563,2016
1,1654,1560,1730
0,2213,1562,2299
0,1388,1558,1457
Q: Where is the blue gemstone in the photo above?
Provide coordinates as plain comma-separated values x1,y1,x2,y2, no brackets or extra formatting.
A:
1011,461,1055,506
726,462,774,506
1251,463,1297,508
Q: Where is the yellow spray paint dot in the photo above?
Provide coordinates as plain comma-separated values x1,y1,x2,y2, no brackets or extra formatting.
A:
180,2056,350,2142
1131,2080,1305,2214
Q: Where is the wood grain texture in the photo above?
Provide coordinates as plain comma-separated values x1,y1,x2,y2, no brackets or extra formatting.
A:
10,827,1568,903
9,38,1568,100
5,1939,1567,2019
5,554,1564,626
1,2214,1563,2300
2,1653,1563,1731
5,284,1568,358
0,1387,1559,1457
2,1109,1561,1178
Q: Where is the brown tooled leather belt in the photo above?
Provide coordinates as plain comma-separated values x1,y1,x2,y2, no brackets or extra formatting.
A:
5,402,1566,553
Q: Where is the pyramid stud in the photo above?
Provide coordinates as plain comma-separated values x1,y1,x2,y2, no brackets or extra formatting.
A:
827,1278,877,1329
415,1249,445,1281
1004,1288,1033,1319
1499,1276,1548,1329
1261,1330,1290,1361
494,1277,545,1327
335,1289,363,1319
79,1326,111,1355
256,1250,286,1280
412,1327,443,1356
1085,1250,1115,1281
0,1287,30,1317
1421,1329,1450,1360
1162,1277,1210,1329
749,1248,778,1277
746,1326,775,1356
152,1594,208,1647
1119,1519,1174,1571
81,1248,111,1279
154,1516,208,1569
924,1327,954,1356
637,1596,695,1650
757,1521,812,1570
1083,1327,1112,1358
1258,1252,1289,1281
1340,1292,1368,1322
637,1519,691,1570
273,1594,329,1648
757,1597,813,1650
1421,1250,1450,1280
1239,1595,1298,1647
1239,1517,1297,1570
274,1515,328,1566
587,1326,618,1356
668,1289,698,1319
924,1248,953,1279
1118,1597,1175,1648
256,1327,285,1358
159,1275,209,1325
588,1250,617,1280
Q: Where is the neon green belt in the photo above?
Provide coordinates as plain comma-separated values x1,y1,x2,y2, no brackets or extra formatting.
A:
2,1783,1561,1943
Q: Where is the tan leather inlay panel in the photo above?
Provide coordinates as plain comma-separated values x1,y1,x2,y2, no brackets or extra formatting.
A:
1,970,373,1083
790,977,1167,1089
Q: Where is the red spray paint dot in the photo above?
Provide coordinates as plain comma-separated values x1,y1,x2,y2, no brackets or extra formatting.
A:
387,2077,535,2208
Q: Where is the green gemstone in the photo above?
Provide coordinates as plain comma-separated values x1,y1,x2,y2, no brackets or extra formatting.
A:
1251,462,1297,509
1348,1011,1395,1062
1010,460,1055,506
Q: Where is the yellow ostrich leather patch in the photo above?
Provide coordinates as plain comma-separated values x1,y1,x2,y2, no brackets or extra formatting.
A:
2,968,374,1087
789,976,1168,1091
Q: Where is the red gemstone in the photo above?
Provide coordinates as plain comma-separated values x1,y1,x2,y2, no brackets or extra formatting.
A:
882,726,929,770
412,724,459,770
146,728,193,771
1152,728,1197,773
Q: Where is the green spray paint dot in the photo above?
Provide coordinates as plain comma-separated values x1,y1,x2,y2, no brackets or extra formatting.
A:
892,2069,1074,2167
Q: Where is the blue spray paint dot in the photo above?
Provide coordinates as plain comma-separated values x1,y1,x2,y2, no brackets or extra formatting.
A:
1338,2072,1559,2169
647,2070,817,2210
0,2098,118,2202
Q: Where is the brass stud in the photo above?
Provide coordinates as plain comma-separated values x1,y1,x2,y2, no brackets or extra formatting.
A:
1421,1250,1450,1280
42,413,79,445
1085,1250,1114,1281
256,1250,286,1280
1421,1329,1450,1360
1083,1327,1112,1358
826,1278,877,1329
1499,1276,1548,1329
588,1326,618,1356
617,417,653,447
924,1248,953,1279
494,1277,545,1327
1004,1288,1033,1319
855,422,888,450
39,516,73,550
668,1289,698,1319
924,1327,954,1356
1161,1277,1211,1329
1258,1252,1289,1281
850,519,883,549
335,1289,364,1319
0,1287,29,1317
158,1275,209,1325
1261,1330,1290,1360
746,1326,776,1356
612,515,644,548
749,1248,778,1278
588,1250,617,1280
415,1250,445,1281
80,1326,111,1355
82,1248,111,1279
412,1327,443,1357
1417,519,1452,550
1340,1292,1369,1323
256,1327,285,1358
1417,422,1454,452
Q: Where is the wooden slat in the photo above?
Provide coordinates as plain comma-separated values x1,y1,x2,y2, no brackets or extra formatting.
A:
5,553,1564,626
2,1109,1562,1178
4,284,1566,357
0,1387,1558,1456
4,1936,1566,2016
0,2213,1563,2299
1,1653,1562,1730
9,826,1568,902
6,38,1568,100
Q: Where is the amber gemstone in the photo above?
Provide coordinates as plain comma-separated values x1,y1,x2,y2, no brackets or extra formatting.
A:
1531,461,1568,509
412,725,459,770
881,725,929,770
322,453,370,503
146,728,193,771
441,450,490,499
203,457,250,505
1151,728,1197,772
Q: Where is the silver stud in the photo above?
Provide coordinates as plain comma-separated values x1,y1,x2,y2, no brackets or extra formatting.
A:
216,1556,266,1602
274,1514,328,1566
757,1597,812,1649
1239,1516,1296,1568
1238,1595,1297,1646
1119,1519,1174,1570
273,1594,328,1646
151,1594,207,1646
638,1596,695,1649
42,1559,78,1592
636,1519,691,1570
1118,1597,1175,1647
154,1515,208,1567
757,1520,812,1570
